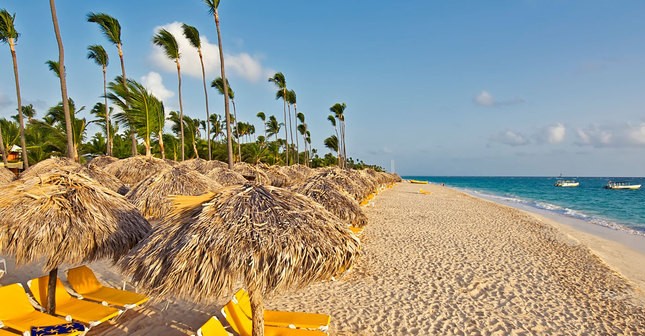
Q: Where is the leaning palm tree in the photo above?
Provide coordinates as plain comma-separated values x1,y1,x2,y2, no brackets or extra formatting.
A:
256,111,266,137
211,77,240,161
153,28,185,161
203,0,234,169
107,78,165,159
324,135,339,166
182,23,212,160
286,89,297,164
0,9,29,168
48,1,75,162
330,103,347,169
87,12,137,157
87,44,111,156
268,72,289,165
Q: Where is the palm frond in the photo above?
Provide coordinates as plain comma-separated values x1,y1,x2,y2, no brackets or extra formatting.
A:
152,29,180,61
0,9,19,43
87,44,109,67
87,12,122,45
181,23,201,49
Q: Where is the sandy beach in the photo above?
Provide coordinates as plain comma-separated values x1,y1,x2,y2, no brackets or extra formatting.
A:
2,181,645,335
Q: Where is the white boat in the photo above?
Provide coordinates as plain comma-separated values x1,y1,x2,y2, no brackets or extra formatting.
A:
604,181,641,190
554,180,579,187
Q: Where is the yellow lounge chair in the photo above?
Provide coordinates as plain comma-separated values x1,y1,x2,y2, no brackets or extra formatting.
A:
67,265,148,310
195,316,233,336
233,289,330,332
222,301,328,336
0,283,85,336
349,226,363,236
28,276,122,328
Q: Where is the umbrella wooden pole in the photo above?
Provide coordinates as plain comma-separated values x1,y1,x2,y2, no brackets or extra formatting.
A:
47,268,58,314
248,287,265,336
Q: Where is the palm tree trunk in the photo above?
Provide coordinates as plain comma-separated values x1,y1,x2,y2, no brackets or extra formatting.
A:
232,100,241,162
50,0,75,161
287,103,295,165
116,44,136,157
248,287,265,336
213,9,234,169
158,130,165,159
342,121,347,169
176,61,185,161
0,130,7,166
103,66,112,156
294,104,299,165
198,49,211,160
282,88,289,166
9,40,29,169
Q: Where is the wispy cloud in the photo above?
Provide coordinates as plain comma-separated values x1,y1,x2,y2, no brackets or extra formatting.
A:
474,90,525,107
150,22,271,83
490,130,530,146
575,122,645,148
0,92,13,110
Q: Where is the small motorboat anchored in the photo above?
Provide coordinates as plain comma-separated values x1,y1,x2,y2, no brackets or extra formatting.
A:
604,181,641,190
554,180,579,187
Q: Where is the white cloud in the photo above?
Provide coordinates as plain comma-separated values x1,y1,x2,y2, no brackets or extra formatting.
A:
490,130,530,146
575,122,645,148
474,90,525,107
474,91,494,107
150,22,270,83
536,123,566,144
141,71,174,102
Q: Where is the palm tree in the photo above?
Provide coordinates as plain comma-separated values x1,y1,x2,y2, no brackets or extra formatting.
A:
330,103,347,168
89,102,116,151
211,77,240,162
182,23,212,160
296,112,307,166
44,99,89,159
20,104,36,122
153,28,184,161
0,123,6,166
269,72,289,165
204,0,233,169
266,115,282,142
49,0,75,167
324,135,339,165
209,114,224,142
107,78,165,158
87,44,111,156
0,9,29,168
327,114,340,166
286,89,297,164
87,12,137,157
256,111,266,137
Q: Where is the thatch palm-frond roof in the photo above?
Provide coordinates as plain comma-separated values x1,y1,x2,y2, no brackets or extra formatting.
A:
21,157,80,179
103,156,171,186
0,167,15,185
126,167,221,221
0,170,151,271
292,178,368,228
120,183,360,304
206,168,246,186
233,162,270,184
177,158,227,174
309,168,365,201
84,164,129,195
87,155,118,169
264,166,291,188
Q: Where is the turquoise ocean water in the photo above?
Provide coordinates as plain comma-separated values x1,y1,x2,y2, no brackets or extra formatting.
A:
403,176,645,236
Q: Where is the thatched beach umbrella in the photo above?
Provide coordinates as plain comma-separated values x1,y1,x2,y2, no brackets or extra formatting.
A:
233,162,271,184
0,170,151,314
0,167,15,185
87,155,118,169
177,158,228,174
206,168,247,186
292,177,368,228
121,183,360,336
83,163,129,195
20,157,80,179
277,165,308,184
264,166,292,188
103,155,171,186
311,168,365,201
126,166,221,221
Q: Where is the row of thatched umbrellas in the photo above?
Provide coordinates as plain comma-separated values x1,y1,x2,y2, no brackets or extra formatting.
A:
0,157,400,336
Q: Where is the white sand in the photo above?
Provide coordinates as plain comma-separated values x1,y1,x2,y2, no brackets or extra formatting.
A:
2,182,645,335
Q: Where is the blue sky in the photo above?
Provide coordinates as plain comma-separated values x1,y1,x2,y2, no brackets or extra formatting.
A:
1,1,644,176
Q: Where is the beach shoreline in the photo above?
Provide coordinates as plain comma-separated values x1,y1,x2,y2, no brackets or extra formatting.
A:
2,181,645,335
